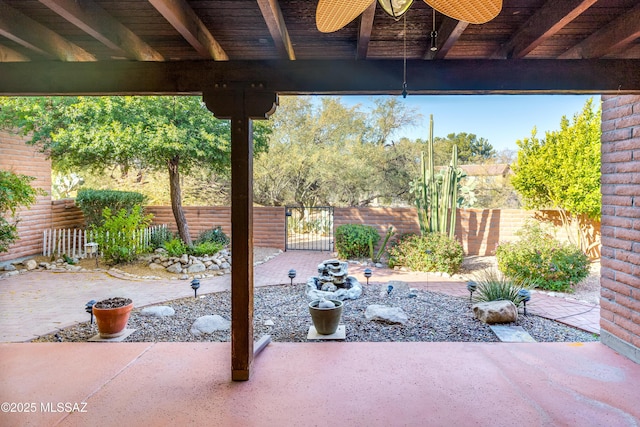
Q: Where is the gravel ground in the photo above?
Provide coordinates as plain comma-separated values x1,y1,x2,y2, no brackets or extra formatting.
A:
34,283,598,343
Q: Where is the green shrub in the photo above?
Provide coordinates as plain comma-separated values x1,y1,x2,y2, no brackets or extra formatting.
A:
189,241,223,257
163,238,188,257
91,205,153,265
388,232,464,274
335,224,380,259
471,270,533,305
150,226,174,249
77,189,147,227
195,226,230,246
495,221,590,292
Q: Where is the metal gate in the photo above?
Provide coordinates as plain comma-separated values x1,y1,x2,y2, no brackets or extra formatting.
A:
285,206,334,251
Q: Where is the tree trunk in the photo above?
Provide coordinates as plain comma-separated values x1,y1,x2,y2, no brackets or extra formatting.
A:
168,157,192,246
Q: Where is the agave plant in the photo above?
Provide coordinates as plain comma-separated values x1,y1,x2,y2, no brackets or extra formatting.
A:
471,269,533,305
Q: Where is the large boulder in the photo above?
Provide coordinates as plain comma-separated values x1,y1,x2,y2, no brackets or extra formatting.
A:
365,305,408,325
166,263,183,274
473,300,518,324
187,262,206,273
190,315,231,336
23,259,38,270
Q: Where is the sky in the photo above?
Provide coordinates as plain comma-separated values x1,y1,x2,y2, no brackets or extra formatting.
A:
339,94,596,152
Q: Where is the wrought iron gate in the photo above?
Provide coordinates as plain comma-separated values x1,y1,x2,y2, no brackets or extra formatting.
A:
285,206,334,251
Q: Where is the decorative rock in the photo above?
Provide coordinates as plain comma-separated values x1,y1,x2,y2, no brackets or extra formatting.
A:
180,254,189,264
472,300,518,324
187,262,206,273
318,298,336,308
3,264,16,272
166,263,182,274
179,274,189,280
148,263,166,271
24,259,38,270
220,262,231,270
264,319,275,326
208,264,220,271
365,305,408,324
141,306,175,317
190,315,231,336
375,263,383,268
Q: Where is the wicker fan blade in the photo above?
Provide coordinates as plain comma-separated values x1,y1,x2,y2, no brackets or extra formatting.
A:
316,0,375,33
424,0,502,24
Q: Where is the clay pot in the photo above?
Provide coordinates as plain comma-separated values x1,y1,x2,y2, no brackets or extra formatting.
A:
93,298,134,338
308,299,343,335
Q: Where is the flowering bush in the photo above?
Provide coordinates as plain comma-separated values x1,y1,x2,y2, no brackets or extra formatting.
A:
388,233,464,275
495,221,590,292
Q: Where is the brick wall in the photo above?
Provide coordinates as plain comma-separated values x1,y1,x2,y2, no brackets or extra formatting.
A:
146,206,286,250
334,207,594,256
600,94,640,363
0,131,52,262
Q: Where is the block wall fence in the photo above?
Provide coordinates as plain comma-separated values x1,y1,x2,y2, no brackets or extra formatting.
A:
0,131,52,262
599,94,640,364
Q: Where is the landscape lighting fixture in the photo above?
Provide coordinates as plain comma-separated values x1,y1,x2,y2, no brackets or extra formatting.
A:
191,278,200,298
467,281,477,302
288,269,297,285
85,300,96,324
364,268,372,285
518,289,531,315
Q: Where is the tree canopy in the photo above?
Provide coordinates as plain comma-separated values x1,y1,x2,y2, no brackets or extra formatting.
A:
511,97,601,253
0,96,269,245
253,96,423,208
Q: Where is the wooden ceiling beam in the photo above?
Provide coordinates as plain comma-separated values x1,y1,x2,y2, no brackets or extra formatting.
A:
1,59,639,95
148,0,228,61
0,43,30,62
39,0,163,61
424,17,468,60
559,3,640,59
493,0,597,59
357,2,376,60
0,1,95,61
256,0,295,60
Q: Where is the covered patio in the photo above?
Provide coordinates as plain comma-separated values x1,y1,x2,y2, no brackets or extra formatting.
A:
0,0,639,424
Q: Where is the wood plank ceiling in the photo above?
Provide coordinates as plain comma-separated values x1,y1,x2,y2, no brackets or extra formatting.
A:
0,0,638,95
1,0,638,63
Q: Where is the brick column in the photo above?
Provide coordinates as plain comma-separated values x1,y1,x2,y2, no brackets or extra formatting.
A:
600,94,640,363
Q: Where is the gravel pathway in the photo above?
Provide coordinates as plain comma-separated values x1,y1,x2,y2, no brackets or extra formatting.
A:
34,283,598,343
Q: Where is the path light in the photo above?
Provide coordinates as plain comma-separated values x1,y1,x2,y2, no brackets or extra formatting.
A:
364,268,372,285
85,300,96,324
191,278,200,298
467,281,477,302
387,284,394,295
518,289,531,315
288,269,296,285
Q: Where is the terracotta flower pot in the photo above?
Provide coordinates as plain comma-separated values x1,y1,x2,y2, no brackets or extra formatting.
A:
93,297,133,338
309,299,343,335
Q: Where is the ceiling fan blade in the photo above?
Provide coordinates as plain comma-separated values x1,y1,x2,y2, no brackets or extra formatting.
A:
424,0,502,24
316,0,375,33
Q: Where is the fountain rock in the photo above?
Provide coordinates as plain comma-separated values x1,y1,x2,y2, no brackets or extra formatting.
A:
306,259,363,301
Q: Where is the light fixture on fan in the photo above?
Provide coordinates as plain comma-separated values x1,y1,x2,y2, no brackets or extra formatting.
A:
316,0,502,33
378,0,413,20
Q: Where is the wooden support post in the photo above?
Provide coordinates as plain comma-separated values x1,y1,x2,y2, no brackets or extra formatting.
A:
203,88,277,381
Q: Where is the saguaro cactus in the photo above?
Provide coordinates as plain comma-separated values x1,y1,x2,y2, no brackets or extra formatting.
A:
413,115,462,238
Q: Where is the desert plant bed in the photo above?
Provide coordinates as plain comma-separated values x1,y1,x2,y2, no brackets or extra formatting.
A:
34,283,598,344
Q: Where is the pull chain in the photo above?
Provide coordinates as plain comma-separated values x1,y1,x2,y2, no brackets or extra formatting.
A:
402,14,407,98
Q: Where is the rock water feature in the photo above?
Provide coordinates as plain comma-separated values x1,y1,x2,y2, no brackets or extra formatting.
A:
306,259,363,301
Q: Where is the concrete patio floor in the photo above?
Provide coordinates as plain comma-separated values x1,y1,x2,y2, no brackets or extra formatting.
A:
2,250,628,426
1,341,639,426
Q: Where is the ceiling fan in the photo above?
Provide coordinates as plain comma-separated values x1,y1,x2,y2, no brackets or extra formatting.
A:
316,0,502,33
